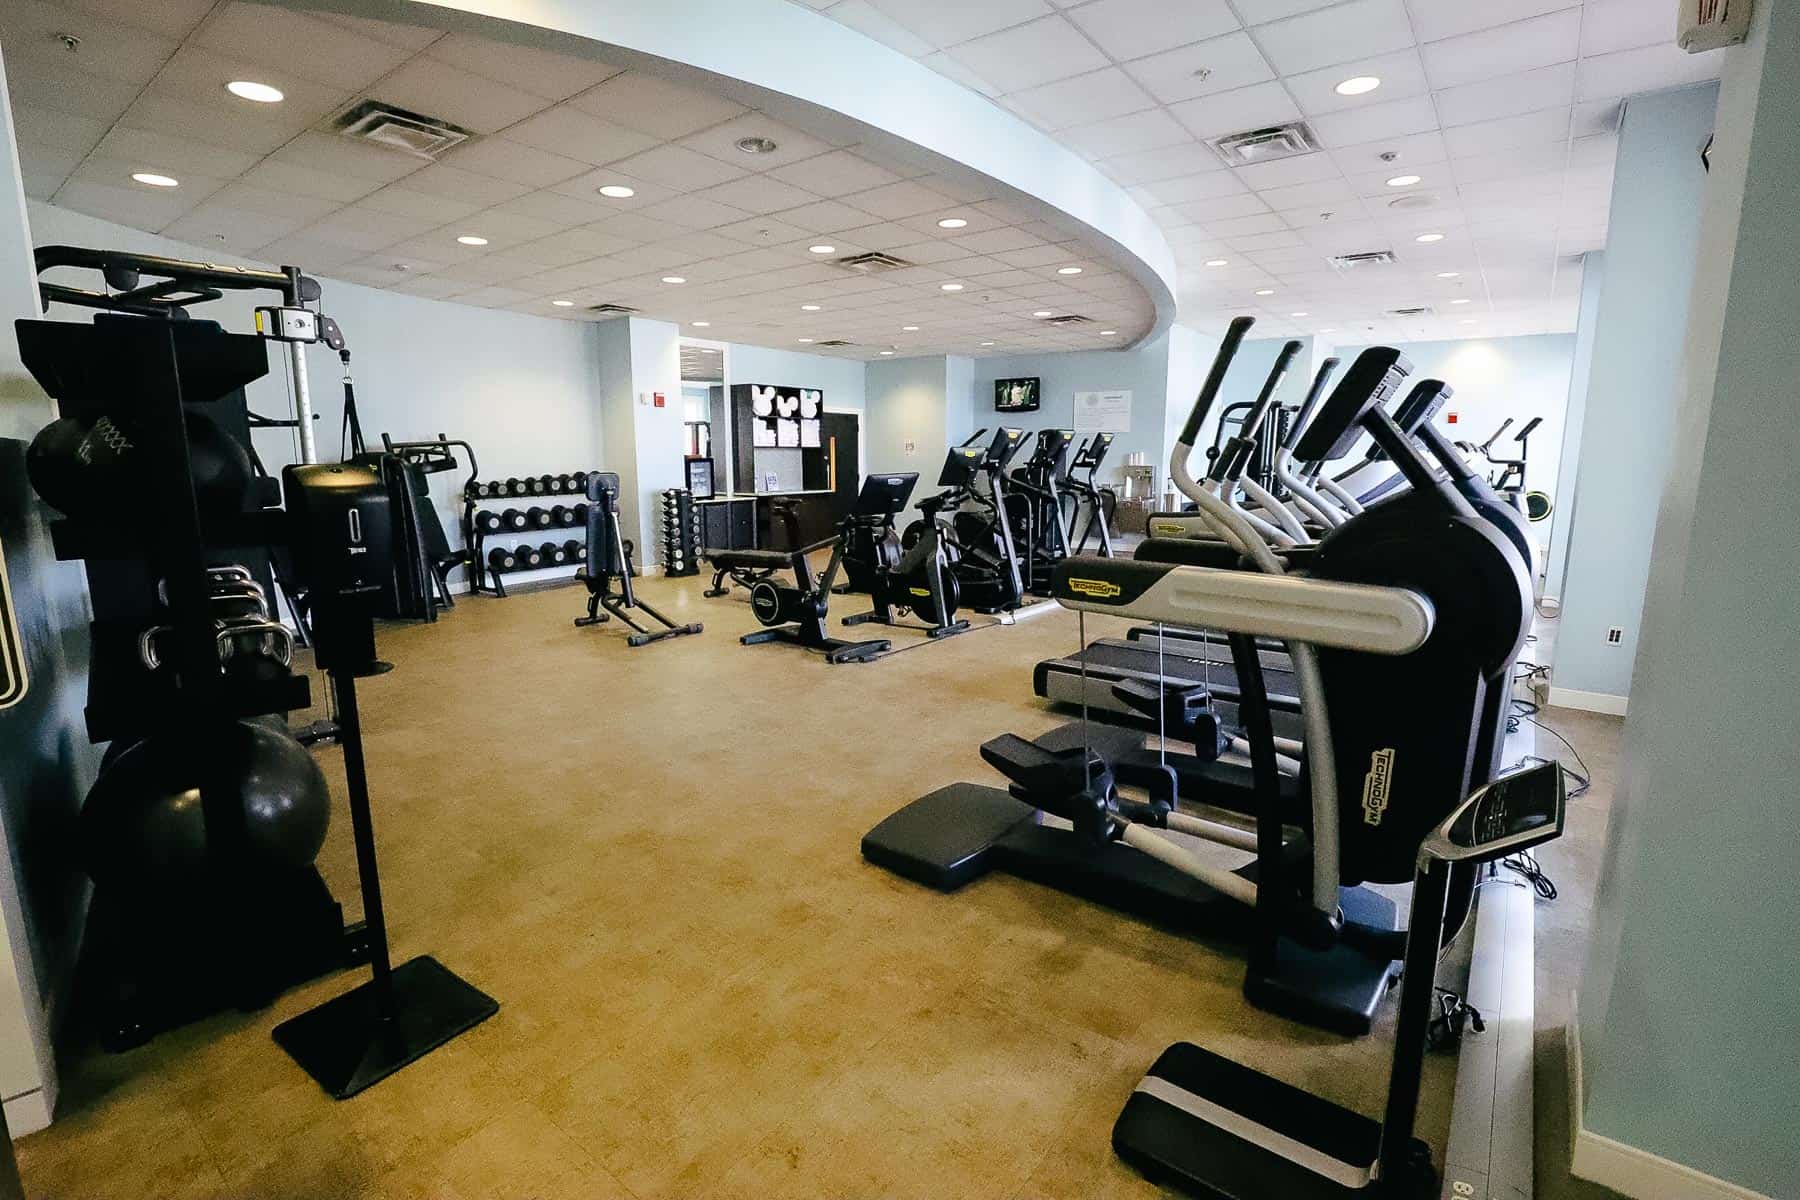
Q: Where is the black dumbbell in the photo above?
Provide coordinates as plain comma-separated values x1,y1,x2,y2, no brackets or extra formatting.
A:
506,477,529,497
573,503,590,525
475,510,504,534
527,506,555,529
551,473,570,493
562,539,586,562
540,540,567,566
500,507,530,532
514,542,544,569
487,546,516,573
526,475,546,495
548,504,573,527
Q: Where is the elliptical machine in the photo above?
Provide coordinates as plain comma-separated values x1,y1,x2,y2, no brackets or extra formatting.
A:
905,427,1036,615
841,472,969,640
1005,428,1075,595
1061,431,1117,556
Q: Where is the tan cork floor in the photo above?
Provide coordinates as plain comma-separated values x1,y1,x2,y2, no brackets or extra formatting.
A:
15,575,1623,1200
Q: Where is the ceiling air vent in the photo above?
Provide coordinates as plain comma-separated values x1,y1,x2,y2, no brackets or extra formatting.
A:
334,100,472,159
586,303,639,316
813,339,855,347
1327,250,1398,272
835,252,913,273
1207,122,1321,167
1387,306,1435,317
1045,314,1093,327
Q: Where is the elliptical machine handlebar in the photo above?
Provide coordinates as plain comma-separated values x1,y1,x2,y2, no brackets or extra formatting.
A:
1177,316,1255,448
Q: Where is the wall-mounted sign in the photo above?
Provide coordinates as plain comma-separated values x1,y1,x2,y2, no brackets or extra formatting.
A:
1075,389,1132,433
0,537,26,710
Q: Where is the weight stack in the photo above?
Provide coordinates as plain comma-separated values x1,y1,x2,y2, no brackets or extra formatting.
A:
660,489,700,577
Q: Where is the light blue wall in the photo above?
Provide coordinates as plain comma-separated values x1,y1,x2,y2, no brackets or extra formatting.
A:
1576,13,1798,1195
1546,254,1605,603
23,201,610,590
865,355,951,527
971,335,1174,484
1333,334,1576,558
726,344,866,415
1554,85,1718,706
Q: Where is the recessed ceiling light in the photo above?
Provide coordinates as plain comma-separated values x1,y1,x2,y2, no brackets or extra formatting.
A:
1450,298,1470,305
692,320,711,327
1057,266,1084,275
226,80,283,103
940,282,964,291
1254,288,1275,296
552,300,574,307
809,244,836,255
1033,310,1054,318
980,341,995,346
130,172,179,188
1460,318,1477,325
456,234,487,245
1205,258,1228,267
597,184,635,198
1100,330,1117,336
661,276,686,284
879,350,895,355
937,217,969,229
1335,75,1381,96
1290,311,1309,317
1386,174,1421,188
1436,271,1461,278
797,337,813,343
1416,232,1445,243
735,136,778,155
800,304,822,311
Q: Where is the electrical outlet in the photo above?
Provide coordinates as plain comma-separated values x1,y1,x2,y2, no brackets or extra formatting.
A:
1606,626,1624,645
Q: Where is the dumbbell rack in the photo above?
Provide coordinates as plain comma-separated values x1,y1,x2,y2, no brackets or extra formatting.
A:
462,471,595,598
660,489,700,578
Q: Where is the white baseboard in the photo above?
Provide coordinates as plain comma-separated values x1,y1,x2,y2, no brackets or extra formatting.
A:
1564,1012,1774,1200
1547,686,1628,716
4,1087,52,1137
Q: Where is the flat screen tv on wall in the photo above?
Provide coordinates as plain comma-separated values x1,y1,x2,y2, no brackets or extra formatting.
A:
995,377,1041,412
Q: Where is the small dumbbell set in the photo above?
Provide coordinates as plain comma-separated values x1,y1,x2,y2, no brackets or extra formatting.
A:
660,489,701,578
461,470,599,597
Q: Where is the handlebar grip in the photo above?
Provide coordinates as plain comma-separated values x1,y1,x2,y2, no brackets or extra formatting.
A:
1177,316,1255,446
1241,339,1303,440
1283,356,1339,452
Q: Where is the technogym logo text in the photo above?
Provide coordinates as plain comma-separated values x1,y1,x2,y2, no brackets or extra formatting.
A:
1361,748,1395,826
1066,578,1122,599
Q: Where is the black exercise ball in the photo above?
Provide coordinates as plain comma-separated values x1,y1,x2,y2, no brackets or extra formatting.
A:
80,719,330,887
26,409,252,518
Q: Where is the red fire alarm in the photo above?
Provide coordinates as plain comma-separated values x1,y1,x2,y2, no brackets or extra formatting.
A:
653,392,666,408
1446,412,1458,424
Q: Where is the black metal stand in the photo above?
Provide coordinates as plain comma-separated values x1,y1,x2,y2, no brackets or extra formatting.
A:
272,667,495,1098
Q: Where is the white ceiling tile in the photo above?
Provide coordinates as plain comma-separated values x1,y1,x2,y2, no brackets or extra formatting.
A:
609,144,748,191
1004,68,1157,131
1580,0,1673,56
423,33,622,101
10,104,109,155
1067,0,1241,61
195,4,412,92
1169,192,1272,222
1576,42,1724,102
374,57,555,134
1450,141,1569,184
1422,9,1582,90
653,193,758,230
242,159,385,204
546,167,680,209
678,113,836,172
698,174,824,215
774,198,881,233
1284,48,1429,115
841,179,955,219
1097,142,1230,184
1141,171,1250,205
503,106,661,166
862,0,1053,48
1123,31,1276,105
1408,0,1574,44
917,51,1005,97
0,4,179,86
506,228,636,266
1570,98,1623,138
1256,178,1357,209
823,0,939,56
204,182,343,223
942,16,1108,94
1250,0,1415,75
436,138,586,189
1235,151,1341,188
1227,0,1342,25
253,236,363,272
568,72,748,139
1434,62,1577,127
1060,108,1193,158
3,53,142,123
301,206,432,252
1328,129,1448,173
398,162,531,206
117,92,302,158
1205,212,1288,237
149,45,349,127
162,205,307,253
93,126,261,179
52,0,214,39
1442,107,1572,157
1166,80,1300,140
1308,95,1439,148
767,149,904,197
356,185,486,225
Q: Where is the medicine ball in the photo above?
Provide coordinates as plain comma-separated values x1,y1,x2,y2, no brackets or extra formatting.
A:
80,719,330,888
26,409,253,518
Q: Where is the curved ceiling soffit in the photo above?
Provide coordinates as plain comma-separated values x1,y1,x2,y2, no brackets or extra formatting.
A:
280,0,1181,349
